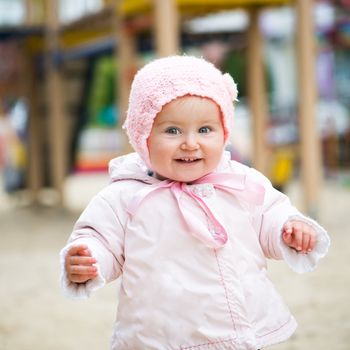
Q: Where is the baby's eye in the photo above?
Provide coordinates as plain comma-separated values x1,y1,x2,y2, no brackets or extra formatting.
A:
165,127,181,135
199,126,211,133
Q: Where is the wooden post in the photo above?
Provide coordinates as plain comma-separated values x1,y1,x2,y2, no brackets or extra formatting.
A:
153,0,179,56
115,1,137,153
247,8,269,175
296,0,322,216
25,55,43,202
45,0,67,203
25,0,33,25
116,21,136,124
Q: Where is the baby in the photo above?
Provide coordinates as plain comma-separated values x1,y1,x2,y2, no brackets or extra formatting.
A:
60,55,330,349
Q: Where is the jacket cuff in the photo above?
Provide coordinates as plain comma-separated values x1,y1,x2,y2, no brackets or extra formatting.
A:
59,243,106,299
278,215,330,274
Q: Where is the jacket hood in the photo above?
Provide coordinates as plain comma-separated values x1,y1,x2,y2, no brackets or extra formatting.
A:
108,152,156,184
108,151,232,184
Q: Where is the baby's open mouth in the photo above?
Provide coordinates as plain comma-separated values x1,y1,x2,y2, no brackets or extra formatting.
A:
175,157,202,163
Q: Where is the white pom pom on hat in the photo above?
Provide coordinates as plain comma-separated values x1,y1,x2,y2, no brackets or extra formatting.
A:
123,55,238,169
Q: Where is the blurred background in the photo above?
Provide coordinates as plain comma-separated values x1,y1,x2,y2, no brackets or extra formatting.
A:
0,1,349,349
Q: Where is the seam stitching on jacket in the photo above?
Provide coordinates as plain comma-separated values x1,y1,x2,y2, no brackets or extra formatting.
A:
214,249,237,333
180,337,236,349
255,315,292,338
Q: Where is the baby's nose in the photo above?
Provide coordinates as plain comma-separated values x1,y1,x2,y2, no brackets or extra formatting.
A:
180,134,200,150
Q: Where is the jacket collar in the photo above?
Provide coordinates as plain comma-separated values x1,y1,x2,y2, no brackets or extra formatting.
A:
109,151,232,184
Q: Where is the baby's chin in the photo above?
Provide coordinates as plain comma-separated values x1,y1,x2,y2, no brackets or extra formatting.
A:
153,171,209,183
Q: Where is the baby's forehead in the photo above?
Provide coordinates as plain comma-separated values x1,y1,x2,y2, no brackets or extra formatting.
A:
154,95,222,124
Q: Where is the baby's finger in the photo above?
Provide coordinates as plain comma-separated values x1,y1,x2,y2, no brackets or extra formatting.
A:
77,248,92,257
283,221,293,234
69,256,96,266
67,244,88,257
307,230,317,252
301,229,310,253
69,264,97,276
291,222,303,251
282,231,293,245
69,273,97,284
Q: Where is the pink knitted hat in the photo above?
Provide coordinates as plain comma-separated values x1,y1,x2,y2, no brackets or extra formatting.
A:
123,55,238,168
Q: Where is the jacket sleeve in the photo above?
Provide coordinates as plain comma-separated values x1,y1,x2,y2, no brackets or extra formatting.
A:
59,194,125,299
249,168,330,274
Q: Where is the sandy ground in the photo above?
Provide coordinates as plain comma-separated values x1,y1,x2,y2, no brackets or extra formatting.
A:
0,175,350,350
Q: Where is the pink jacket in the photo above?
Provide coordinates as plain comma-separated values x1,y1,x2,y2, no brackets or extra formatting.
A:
60,151,330,350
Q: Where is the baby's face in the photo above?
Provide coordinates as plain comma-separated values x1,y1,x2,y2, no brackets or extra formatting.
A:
147,96,225,182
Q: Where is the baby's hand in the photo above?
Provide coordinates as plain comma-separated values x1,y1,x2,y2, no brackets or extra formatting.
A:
65,244,98,283
282,220,317,254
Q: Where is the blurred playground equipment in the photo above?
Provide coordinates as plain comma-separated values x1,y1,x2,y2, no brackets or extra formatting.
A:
0,0,349,216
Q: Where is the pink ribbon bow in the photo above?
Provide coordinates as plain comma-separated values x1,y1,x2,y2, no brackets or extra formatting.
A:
127,173,265,249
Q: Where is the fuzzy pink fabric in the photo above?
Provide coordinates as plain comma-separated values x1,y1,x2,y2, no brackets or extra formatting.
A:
123,55,238,169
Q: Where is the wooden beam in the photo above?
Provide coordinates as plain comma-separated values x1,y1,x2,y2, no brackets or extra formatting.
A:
153,0,180,56
120,0,292,18
25,55,43,202
45,0,67,203
296,0,322,216
25,0,33,25
247,8,269,174
116,24,136,125
115,0,137,154
25,0,45,26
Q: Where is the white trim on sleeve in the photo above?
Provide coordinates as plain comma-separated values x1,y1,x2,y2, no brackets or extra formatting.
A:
278,215,330,274
59,243,106,299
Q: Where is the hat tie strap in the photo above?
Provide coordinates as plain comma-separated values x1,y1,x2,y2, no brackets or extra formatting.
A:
127,173,265,249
